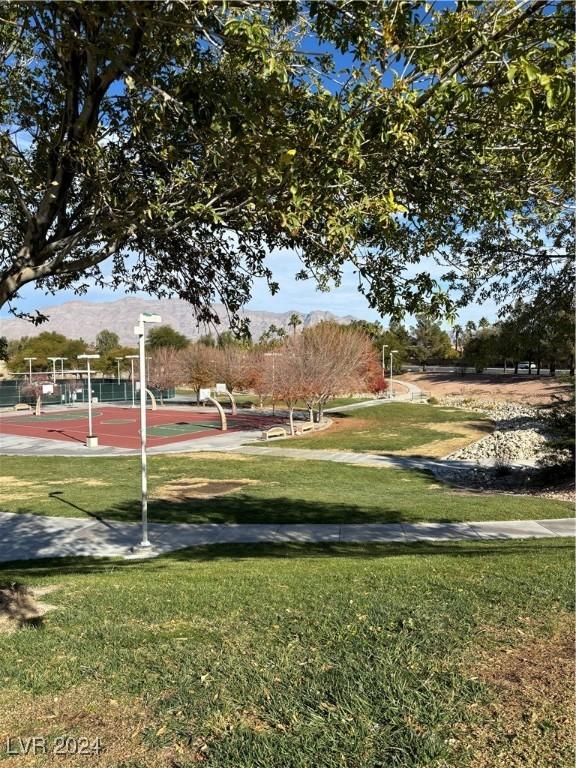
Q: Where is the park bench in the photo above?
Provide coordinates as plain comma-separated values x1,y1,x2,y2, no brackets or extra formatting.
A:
14,403,31,411
261,426,287,440
299,423,314,433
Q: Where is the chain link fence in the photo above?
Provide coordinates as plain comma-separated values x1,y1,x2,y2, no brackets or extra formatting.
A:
0,379,174,408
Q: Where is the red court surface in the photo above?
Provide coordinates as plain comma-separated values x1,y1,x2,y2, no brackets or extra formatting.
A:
0,406,279,449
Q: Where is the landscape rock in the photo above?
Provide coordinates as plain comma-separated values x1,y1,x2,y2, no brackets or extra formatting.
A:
435,397,573,496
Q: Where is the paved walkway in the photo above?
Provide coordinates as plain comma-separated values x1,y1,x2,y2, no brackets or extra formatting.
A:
0,510,573,563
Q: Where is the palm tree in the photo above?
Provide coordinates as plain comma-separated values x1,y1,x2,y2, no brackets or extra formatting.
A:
478,317,490,332
288,313,302,338
452,324,463,354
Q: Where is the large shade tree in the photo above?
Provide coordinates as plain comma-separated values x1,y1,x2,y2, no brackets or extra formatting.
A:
0,1,572,327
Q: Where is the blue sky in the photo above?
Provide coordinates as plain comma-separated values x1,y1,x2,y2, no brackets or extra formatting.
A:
1,247,498,330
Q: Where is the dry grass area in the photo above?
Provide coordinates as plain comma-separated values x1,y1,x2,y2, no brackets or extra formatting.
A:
457,612,575,767
0,476,109,503
0,687,204,767
401,373,572,404
391,420,492,458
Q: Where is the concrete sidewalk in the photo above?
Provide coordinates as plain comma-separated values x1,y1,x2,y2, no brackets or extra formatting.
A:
1,510,573,564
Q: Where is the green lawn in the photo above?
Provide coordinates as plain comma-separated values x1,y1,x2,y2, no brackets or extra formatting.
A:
1,539,573,767
0,453,571,524
260,402,489,453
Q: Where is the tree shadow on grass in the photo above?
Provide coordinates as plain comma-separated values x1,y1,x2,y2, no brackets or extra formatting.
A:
0,537,572,583
18,488,465,526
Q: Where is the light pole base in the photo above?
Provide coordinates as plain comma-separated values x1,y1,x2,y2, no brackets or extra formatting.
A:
86,436,99,448
125,541,156,560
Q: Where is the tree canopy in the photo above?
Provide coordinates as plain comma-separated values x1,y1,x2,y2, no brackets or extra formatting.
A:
7,331,87,371
95,329,120,356
146,324,189,350
1,1,572,327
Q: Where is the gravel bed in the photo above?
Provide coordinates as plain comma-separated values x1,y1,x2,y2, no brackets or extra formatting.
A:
436,397,574,499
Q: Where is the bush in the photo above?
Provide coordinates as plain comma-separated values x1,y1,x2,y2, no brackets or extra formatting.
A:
539,398,575,468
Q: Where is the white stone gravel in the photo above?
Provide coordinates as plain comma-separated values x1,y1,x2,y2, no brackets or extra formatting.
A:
435,397,573,496
440,397,560,466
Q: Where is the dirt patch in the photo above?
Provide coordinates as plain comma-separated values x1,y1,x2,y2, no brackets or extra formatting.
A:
390,420,492,457
0,584,60,634
0,686,201,767
154,477,259,501
401,372,571,405
455,613,575,767
174,451,253,461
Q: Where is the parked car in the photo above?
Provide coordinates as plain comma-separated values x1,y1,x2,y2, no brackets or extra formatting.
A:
518,361,536,371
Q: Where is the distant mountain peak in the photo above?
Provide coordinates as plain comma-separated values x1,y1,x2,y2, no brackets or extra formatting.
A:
0,297,359,344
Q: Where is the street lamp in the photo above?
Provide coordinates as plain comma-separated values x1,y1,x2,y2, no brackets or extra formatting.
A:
134,312,162,549
78,354,100,447
125,355,139,408
389,350,398,399
47,357,59,383
24,357,36,383
115,357,124,385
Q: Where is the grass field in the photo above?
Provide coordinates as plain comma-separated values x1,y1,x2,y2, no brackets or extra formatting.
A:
260,402,489,454
0,452,571,524
1,539,573,767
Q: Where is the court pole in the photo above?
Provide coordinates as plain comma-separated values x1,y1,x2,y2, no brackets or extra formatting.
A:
133,313,161,550
78,354,100,447
138,326,150,548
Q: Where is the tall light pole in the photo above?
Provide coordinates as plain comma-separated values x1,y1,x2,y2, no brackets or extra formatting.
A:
125,355,138,408
47,357,59,383
24,357,36,383
115,357,124,385
134,313,161,549
381,344,388,375
389,350,398,399
78,354,100,447
60,358,68,402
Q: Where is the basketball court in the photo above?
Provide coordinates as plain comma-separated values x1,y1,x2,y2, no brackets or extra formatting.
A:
0,406,277,449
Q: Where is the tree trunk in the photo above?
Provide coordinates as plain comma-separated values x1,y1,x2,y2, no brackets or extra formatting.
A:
289,408,295,436
550,359,556,377
514,361,519,375
309,407,314,424
536,360,541,376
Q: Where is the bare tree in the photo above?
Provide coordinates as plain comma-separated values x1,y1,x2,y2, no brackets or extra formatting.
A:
179,344,217,400
301,323,375,421
274,338,311,435
212,347,250,394
146,347,183,405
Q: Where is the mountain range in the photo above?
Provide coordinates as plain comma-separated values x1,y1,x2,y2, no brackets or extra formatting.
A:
0,297,358,345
